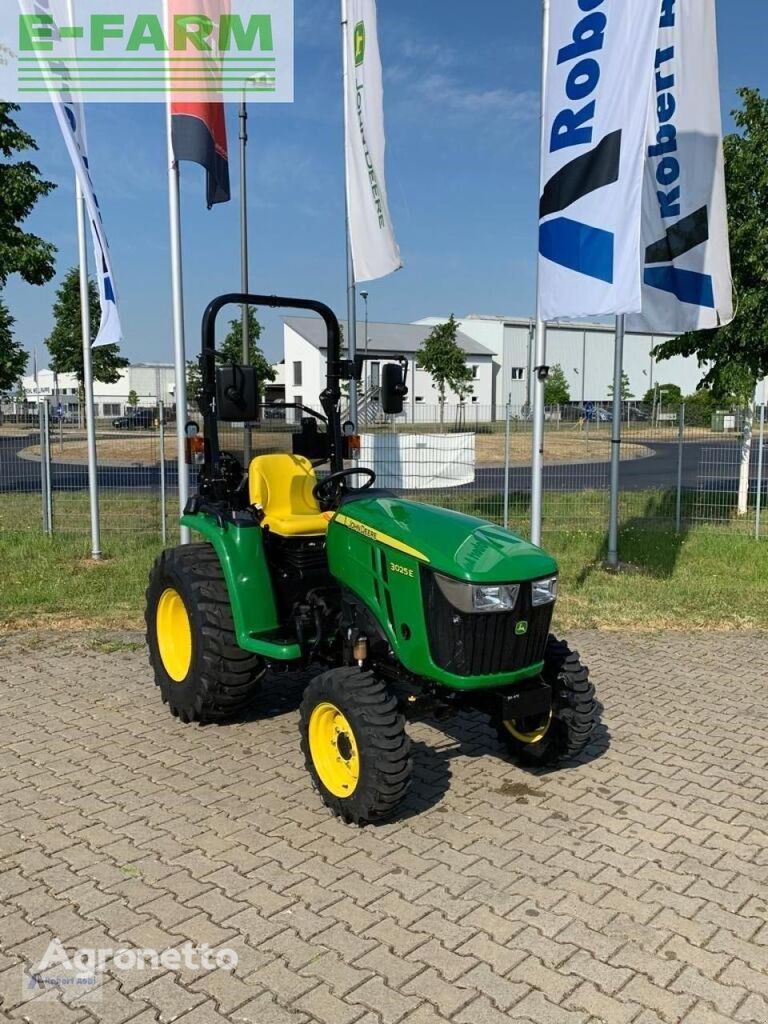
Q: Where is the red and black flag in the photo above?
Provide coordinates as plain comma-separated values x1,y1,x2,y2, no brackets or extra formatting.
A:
168,0,231,207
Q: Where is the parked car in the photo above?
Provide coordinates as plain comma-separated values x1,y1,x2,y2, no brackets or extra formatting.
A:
264,405,287,421
112,409,157,430
50,408,77,424
626,406,650,422
577,406,612,424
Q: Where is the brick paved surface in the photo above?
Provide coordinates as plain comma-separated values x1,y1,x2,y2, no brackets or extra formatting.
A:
0,630,767,1024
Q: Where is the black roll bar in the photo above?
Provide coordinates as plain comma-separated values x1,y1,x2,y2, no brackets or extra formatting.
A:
200,294,346,477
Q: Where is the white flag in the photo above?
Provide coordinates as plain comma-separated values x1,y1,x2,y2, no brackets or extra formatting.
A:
630,0,733,333
538,0,659,320
344,0,402,283
51,98,123,348
18,0,122,348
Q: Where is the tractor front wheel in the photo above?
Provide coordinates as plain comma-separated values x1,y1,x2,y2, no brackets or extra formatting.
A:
146,544,265,723
299,669,412,825
496,636,598,766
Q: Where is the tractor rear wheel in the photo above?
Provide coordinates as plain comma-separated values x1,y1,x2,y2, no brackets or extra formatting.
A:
299,669,412,825
146,543,265,723
496,636,598,766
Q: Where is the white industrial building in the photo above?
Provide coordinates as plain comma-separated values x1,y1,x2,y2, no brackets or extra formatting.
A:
284,314,704,422
17,360,286,419
283,317,496,421
418,315,704,412
19,363,177,418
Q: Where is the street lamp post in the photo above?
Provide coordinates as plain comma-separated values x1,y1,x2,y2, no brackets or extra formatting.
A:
360,290,369,389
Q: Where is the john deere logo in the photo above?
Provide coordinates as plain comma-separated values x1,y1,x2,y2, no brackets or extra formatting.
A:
354,22,366,66
515,621,529,637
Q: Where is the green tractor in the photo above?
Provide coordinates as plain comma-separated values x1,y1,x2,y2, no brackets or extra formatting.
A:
146,294,599,824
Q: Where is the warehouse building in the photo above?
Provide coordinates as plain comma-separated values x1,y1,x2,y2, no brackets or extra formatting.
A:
283,317,496,422
18,363,177,419
284,314,703,422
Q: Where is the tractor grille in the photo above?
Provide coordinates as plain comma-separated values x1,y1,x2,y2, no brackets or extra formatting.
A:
421,568,552,677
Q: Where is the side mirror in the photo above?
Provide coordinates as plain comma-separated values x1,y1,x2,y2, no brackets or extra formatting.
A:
216,366,261,422
381,362,408,415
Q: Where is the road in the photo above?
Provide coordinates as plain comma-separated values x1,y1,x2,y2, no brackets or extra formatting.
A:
0,431,763,496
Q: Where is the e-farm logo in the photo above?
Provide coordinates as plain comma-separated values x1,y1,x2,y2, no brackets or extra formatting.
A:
354,20,365,66
1,0,294,103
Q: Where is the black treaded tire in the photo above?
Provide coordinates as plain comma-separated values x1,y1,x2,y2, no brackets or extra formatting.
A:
496,635,598,766
299,668,412,825
145,543,265,723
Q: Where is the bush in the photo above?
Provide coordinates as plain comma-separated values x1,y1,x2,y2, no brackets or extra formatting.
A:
683,390,717,427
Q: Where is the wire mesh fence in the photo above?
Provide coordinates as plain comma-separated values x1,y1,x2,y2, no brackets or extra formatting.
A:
1,401,766,551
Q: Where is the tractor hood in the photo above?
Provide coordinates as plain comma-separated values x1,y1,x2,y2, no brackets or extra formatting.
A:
333,497,557,583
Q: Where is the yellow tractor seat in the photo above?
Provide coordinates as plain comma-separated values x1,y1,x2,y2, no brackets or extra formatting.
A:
248,454,329,537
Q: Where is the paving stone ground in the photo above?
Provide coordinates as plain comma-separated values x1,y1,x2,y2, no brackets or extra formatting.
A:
0,629,767,1024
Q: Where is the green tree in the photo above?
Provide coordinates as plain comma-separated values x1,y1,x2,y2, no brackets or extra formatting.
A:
0,103,56,288
127,389,139,408
682,388,717,428
608,371,634,402
545,364,571,406
655,88,768,395
186,307,275,409
654,88,768,512
0,297,27,397
416,315,474,425
642,383,682,407
45,268,128,403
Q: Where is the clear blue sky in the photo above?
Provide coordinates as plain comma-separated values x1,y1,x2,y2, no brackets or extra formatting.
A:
5,0,768,366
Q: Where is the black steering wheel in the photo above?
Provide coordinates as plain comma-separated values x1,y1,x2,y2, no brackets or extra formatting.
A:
313,467,376,506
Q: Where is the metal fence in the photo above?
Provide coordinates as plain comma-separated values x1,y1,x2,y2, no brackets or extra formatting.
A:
1,402,766,549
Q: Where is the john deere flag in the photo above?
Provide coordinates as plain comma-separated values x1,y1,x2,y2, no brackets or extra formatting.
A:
344,0,402,282
169,0,230,207
630,0,733,333
538,0,659,319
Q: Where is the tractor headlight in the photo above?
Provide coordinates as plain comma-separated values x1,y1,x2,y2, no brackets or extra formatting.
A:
531,576,559,607
435,574,520,615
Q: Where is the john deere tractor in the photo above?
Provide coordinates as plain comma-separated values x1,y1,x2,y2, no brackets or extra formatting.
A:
146,294,599,824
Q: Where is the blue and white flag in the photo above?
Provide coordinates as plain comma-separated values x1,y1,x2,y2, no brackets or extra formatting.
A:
51,96,123,347
630,0,734,333
537,0,659,320
18,0,122,347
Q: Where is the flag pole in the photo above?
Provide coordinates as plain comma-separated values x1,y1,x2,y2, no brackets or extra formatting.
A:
239,88,252,467
165,68,191,545
341,0,359,431
530,0,551,547
606,313,625,568
76,178,102,561
66,0,100,558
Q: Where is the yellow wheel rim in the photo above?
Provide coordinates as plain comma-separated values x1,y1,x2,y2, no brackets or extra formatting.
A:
504,710,553,745
156,588,192,683
308,702,360,798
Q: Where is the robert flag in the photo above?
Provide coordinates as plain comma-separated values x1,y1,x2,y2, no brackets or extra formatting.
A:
538,0,660,320
344,0,401,282
630,0,734,333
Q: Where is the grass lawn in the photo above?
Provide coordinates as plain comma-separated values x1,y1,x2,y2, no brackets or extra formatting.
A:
1,499,766,633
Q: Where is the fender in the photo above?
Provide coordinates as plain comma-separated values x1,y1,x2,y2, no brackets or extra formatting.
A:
180,513,302,661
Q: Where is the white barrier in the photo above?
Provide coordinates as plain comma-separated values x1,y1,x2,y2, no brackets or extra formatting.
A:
360,433,475,490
